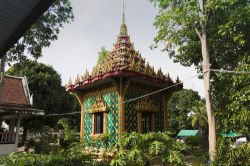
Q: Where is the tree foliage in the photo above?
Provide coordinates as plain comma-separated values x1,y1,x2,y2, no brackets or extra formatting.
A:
189,100,208,134
97,47,110,64
6,60,79,130
150,0,250,71
168,89,201,134
6,0,74,63
213,64,250,135
150,0,250,159
215,138,250,165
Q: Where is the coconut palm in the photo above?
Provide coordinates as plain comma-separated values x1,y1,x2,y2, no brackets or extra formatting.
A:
189,101,208,134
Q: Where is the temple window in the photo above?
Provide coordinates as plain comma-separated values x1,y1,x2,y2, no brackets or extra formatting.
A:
94,112,104,134
135,97,159,133
88,96,109,137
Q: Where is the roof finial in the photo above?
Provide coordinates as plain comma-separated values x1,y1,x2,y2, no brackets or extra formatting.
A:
122,0,125,24
119,0,128,37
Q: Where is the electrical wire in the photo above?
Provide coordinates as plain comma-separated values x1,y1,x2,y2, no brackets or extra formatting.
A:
34,68,249,117
123,68,249,104
209,69,250,74
33,111,80,117
123,74,199,104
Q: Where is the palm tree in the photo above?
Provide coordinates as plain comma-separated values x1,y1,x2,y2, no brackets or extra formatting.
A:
189,101,208,134
97,47,110,64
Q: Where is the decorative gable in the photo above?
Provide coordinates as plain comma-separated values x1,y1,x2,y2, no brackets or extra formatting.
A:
134,97,160,112
88,96,109,114
0,75,31,106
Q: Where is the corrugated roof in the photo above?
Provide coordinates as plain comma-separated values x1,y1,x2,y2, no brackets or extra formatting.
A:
220,131,240,138
177,130,199,137
0,75,30,106
0,0,40,47
0,0,54,58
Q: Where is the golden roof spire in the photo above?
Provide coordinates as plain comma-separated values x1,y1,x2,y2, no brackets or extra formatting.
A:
119,0,128,37
122,0,125,24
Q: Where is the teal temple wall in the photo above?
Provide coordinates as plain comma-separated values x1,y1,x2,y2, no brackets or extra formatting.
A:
84,91,119,148
83,90,164,148
125,90,164,132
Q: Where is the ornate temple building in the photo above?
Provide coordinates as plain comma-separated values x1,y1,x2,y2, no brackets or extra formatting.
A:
66,4,182,147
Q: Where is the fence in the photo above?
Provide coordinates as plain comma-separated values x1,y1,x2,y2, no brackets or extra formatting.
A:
0,132,16,144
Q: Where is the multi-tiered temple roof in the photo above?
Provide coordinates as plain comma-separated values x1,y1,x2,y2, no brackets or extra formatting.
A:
66,7,180,92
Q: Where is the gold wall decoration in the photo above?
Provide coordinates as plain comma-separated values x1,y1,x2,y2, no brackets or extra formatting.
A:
88,95,109,114
134,97,159,112
80,102,85,143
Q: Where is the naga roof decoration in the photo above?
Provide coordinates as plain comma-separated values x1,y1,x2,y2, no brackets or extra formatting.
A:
66,4,179,91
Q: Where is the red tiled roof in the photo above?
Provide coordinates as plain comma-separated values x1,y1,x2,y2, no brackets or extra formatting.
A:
0,76,30,106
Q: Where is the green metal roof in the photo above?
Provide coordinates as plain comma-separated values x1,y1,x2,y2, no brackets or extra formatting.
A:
220,131,240,138
177,130,199,137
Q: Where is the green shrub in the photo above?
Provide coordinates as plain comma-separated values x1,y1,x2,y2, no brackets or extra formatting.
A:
24,126,62,154
185,135,203,148
185,135,208,164
214,138,250,166
58,118,78,141
0,143,94,166
57,118,79,149
39,126,58,144
33,141,61,154
111,132,187,166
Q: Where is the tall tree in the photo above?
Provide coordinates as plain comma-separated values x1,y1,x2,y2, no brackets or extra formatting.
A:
0,0,74,72
168,89,201,135
150,0,250,160
6,61,80,143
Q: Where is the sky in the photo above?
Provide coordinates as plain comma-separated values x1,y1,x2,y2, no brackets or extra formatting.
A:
40,0,205,97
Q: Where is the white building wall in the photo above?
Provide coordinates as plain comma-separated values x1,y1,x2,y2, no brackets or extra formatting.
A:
0,144,17,155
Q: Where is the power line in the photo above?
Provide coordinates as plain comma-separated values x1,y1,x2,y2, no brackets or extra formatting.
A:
123,68,250,104
209,69,250,74
33,111,80,117
34,68,249,117
123,74,199,104
35,74,199,117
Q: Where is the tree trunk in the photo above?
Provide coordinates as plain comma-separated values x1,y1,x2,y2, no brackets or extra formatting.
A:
201,30,217,161
197,0,217,161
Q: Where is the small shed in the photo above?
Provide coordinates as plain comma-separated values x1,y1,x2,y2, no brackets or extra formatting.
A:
220,131,240,138
177,130,199,138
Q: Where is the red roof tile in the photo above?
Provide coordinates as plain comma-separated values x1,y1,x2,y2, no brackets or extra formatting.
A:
0,76,30,106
